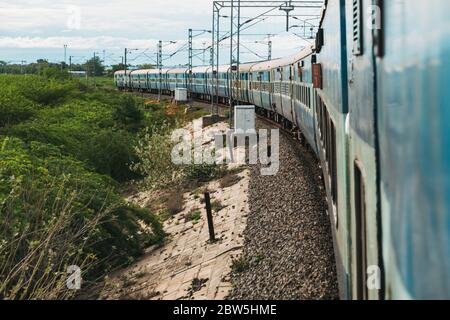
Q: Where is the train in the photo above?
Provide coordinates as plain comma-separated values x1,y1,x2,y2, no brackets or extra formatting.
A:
115,0,450,300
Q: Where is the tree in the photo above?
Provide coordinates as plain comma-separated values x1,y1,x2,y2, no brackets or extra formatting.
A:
83,56,105,77
138,63,155,70
110,63,126,75
113,94,145,133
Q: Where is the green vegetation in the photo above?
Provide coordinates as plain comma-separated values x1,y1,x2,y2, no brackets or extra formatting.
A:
185,210,202,224
211,200,226,213
231,257,250,273
0,74,172,299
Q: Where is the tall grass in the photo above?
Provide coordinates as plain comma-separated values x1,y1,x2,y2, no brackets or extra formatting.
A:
0,179,105,299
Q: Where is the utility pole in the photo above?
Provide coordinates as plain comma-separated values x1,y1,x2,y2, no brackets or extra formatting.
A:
124,48,127,76
211,2,221,115
229,0,241,128
210,47,213,66
93,52,97,89
211,1,322,117
157,40,163,101
63,44,67,70
188,29,193,93
255,36,273,60
280,0,295,31
20,60,26,74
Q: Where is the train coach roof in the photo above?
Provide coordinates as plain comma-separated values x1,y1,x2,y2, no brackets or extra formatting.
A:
114,70,126,75
239,62,259,72
130,69,154,75
167,68,189,74
192,66,211,73
250,46,314,72
217,65,230,73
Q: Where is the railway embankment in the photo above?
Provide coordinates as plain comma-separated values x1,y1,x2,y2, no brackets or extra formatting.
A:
98,119,251,300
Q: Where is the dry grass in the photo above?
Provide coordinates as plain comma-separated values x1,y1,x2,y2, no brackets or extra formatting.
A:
0,187,108,300
219,173,243,189
166,191,185,216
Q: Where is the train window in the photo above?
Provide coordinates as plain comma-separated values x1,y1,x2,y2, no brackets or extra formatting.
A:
354,162,367,300
353,0,363,55
316,95,321,135
307,88,311,108
298,63,303,82
303,86,306,104
330,120,337,204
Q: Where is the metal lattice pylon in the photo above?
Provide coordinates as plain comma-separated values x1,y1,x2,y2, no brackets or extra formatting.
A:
157,40,163,101
188,29,193,93
211,2,221,115
229,0,241,125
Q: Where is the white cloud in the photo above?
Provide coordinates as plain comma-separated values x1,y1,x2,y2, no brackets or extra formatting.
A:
0,0,322,64
0,0,212,36
0,36,159,50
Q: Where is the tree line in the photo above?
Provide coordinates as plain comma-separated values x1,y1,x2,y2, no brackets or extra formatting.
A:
0,59,154,77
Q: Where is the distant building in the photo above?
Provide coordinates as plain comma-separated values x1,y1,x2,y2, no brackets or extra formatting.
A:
69,71,87,77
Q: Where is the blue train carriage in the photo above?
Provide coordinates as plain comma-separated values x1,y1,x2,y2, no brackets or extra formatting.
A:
129,70,138,90
131,69,151,91
114,70,126,89
314,0,353,300
267,53,312,125
290,47,317,152
217,65,231,101
125,71,132,90
235,62,256,104
190,66,210,98
268,57,291,122
147,69,159,92
167,68,188,93
205,65,228,104
249,60,277,112
341,0,381,300
153,69,170,94
375,0,450,299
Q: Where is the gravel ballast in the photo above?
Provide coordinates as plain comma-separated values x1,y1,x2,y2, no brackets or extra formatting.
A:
228,118,339,300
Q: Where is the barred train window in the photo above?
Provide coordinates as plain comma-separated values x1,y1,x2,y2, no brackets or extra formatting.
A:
353,0,363,55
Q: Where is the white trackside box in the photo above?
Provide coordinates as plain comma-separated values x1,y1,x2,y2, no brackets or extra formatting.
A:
174,88,188,102
234,105,256,132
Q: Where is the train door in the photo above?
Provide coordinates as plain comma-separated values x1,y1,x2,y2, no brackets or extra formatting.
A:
272,67,283,119
345,0,382,300
248,73,254,105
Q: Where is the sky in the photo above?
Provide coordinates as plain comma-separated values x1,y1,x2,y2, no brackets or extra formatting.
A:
0,0,323,67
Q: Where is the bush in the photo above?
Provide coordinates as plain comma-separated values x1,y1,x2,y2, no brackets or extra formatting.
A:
86,129,139,182
0,74,167,299
19,77,74,106
0,88,37,127
0,77,146,182
113,95,145,133
184,163,224,184
0,136,165,299
131,123,184,189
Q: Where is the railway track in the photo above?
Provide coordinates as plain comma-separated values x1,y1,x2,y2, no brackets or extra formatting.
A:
228,116,339,300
